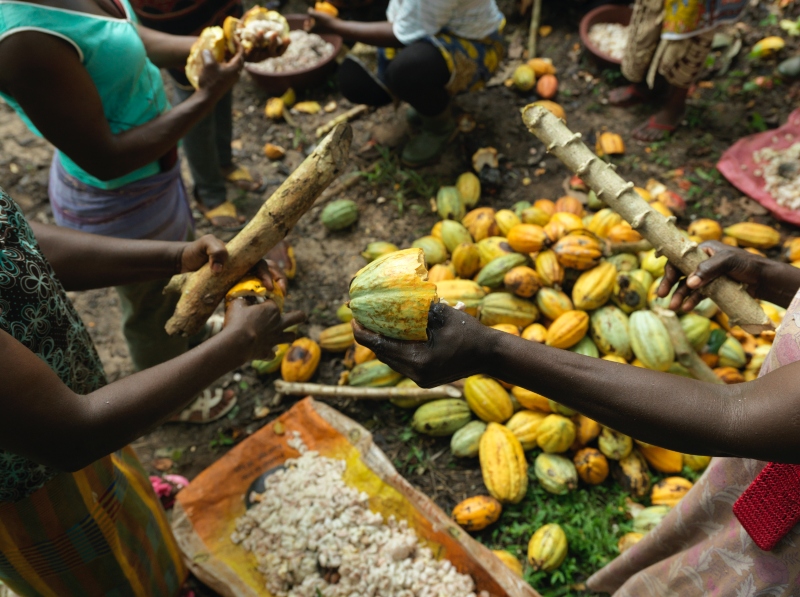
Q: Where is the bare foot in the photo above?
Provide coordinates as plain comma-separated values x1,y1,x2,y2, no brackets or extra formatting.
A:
608,84,651,107
632,113,680,142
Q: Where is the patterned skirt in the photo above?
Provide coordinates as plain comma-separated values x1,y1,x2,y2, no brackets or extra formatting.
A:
0,448,186,597
379,27,506,96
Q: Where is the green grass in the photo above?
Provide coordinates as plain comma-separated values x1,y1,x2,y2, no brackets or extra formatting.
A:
479,459,634,596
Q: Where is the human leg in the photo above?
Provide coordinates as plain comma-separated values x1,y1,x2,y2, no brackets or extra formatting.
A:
383,41,455,167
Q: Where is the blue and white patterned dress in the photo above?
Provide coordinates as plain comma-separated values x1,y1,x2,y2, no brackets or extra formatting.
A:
0,190,106,502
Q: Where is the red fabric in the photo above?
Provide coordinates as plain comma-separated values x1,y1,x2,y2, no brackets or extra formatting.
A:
717,107,800,226
733,462,800,551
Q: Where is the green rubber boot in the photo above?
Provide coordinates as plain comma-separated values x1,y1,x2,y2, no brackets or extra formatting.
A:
405,106,422,125
401,108,456,167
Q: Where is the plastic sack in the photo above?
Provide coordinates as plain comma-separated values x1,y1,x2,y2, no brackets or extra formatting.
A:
172,398,540,597
717,107,800,225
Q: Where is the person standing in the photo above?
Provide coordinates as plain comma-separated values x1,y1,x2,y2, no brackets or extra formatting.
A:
608,0,747,141
131,0,267,230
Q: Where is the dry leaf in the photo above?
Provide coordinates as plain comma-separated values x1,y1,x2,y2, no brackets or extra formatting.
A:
153,458,173,472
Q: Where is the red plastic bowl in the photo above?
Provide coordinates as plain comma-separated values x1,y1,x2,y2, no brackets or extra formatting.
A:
244,14,343,96
579,5,633,67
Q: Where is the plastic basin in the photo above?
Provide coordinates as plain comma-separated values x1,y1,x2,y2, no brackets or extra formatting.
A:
579,5,633,67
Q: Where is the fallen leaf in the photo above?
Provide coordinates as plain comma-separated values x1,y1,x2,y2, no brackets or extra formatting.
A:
230,139,243,151
293,101,322,114
739,196,768,215
539,25,552,37
715,196,734,217
153,458,173,472
323,100,337,113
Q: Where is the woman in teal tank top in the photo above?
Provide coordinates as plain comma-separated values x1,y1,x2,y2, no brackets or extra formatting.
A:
0,0,283,378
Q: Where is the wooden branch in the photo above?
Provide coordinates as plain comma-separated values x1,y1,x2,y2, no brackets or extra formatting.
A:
164,124,353,337
608,239,653,255
274,380,462,399
316,105,368,138
521,105,772,334
527,0,542,58
653,307,723,384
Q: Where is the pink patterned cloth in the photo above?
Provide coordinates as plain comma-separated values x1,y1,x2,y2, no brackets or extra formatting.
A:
587,290,800,596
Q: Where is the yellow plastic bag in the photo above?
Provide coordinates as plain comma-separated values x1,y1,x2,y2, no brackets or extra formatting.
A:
172,398,539,597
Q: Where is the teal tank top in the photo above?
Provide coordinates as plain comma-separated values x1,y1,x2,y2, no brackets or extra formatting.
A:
0,0,170,189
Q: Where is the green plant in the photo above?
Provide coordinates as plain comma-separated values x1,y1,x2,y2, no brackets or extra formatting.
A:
749,112,768,132
359,146,440,214
482,457,635,595
209,430,234,450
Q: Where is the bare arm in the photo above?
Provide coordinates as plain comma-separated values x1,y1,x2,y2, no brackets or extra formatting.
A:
354,305,800,464
0,32,241,181
137,25,195,69
30,222,229,290
308,11,402,47
0,301,304,472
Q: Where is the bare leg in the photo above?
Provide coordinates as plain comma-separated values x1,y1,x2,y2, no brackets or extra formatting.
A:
608,83,652,106
632,85,688,142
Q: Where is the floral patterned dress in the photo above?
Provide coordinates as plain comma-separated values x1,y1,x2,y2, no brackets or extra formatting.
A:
587,292,800,596
0,191,186,596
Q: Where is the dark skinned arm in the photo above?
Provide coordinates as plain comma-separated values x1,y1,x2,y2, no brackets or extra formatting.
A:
354,305,800,464
0,300,304,472
137,25,196,69
0,32,242,181
307,10,402,47
659,241,800,310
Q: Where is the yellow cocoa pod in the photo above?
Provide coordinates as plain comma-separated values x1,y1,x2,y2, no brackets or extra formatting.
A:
504,266,542,298
427,263,456,283
507,224,547,253
452,495,502,531
479,422,529,503
636,441,683,473
520,206,551,226
536,414,576,453
598,427,633,460
318,322,355,352
573,447,609,485
572,262,617,310
452,243,482,278
688,218,723,241
783,237,800,262
651,477,693,507
512,64,536,91
457,172,481,208
436,279,485,316
607,221,642,243
281,338,321,382
535,250,565,287
684,453,712,471
618,532,644,554
587,208,622,238
553,232,603,270
349,248,437,341
616,450,651,497
464,375,514,423
463,207,499,241
492,550,523,577
521,323,548,343
527,523,568,572
265,96,284,120
495,209,521,236
532,100,566,121
511,386,551,412
186,26,226,89
572,414,601,448
492,323,520,336
479,292,539,328
536,287,574,320
546,310,589,349
723,222,780,249
251,343,289,375
505,409,547,450
528,57,557,76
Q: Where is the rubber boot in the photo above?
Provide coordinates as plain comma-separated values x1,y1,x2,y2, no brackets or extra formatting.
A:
401,107,456,167
405,106,422,126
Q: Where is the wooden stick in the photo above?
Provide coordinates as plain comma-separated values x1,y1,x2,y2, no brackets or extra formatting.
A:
316,105,369,139
164,124,353,337
653,307,723,384
520,105,772,334
273,380,462,399
527,0,542,58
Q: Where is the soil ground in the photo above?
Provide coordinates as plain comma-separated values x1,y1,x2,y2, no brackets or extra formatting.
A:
2,0,800,593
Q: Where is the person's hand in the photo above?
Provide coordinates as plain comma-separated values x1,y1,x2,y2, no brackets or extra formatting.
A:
243,33,291,63
351,303,493,387
223,300,305,361
657,240,766,312
305,9,339,34
197,42,244,100
177,234,228,274
250,259,289,295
